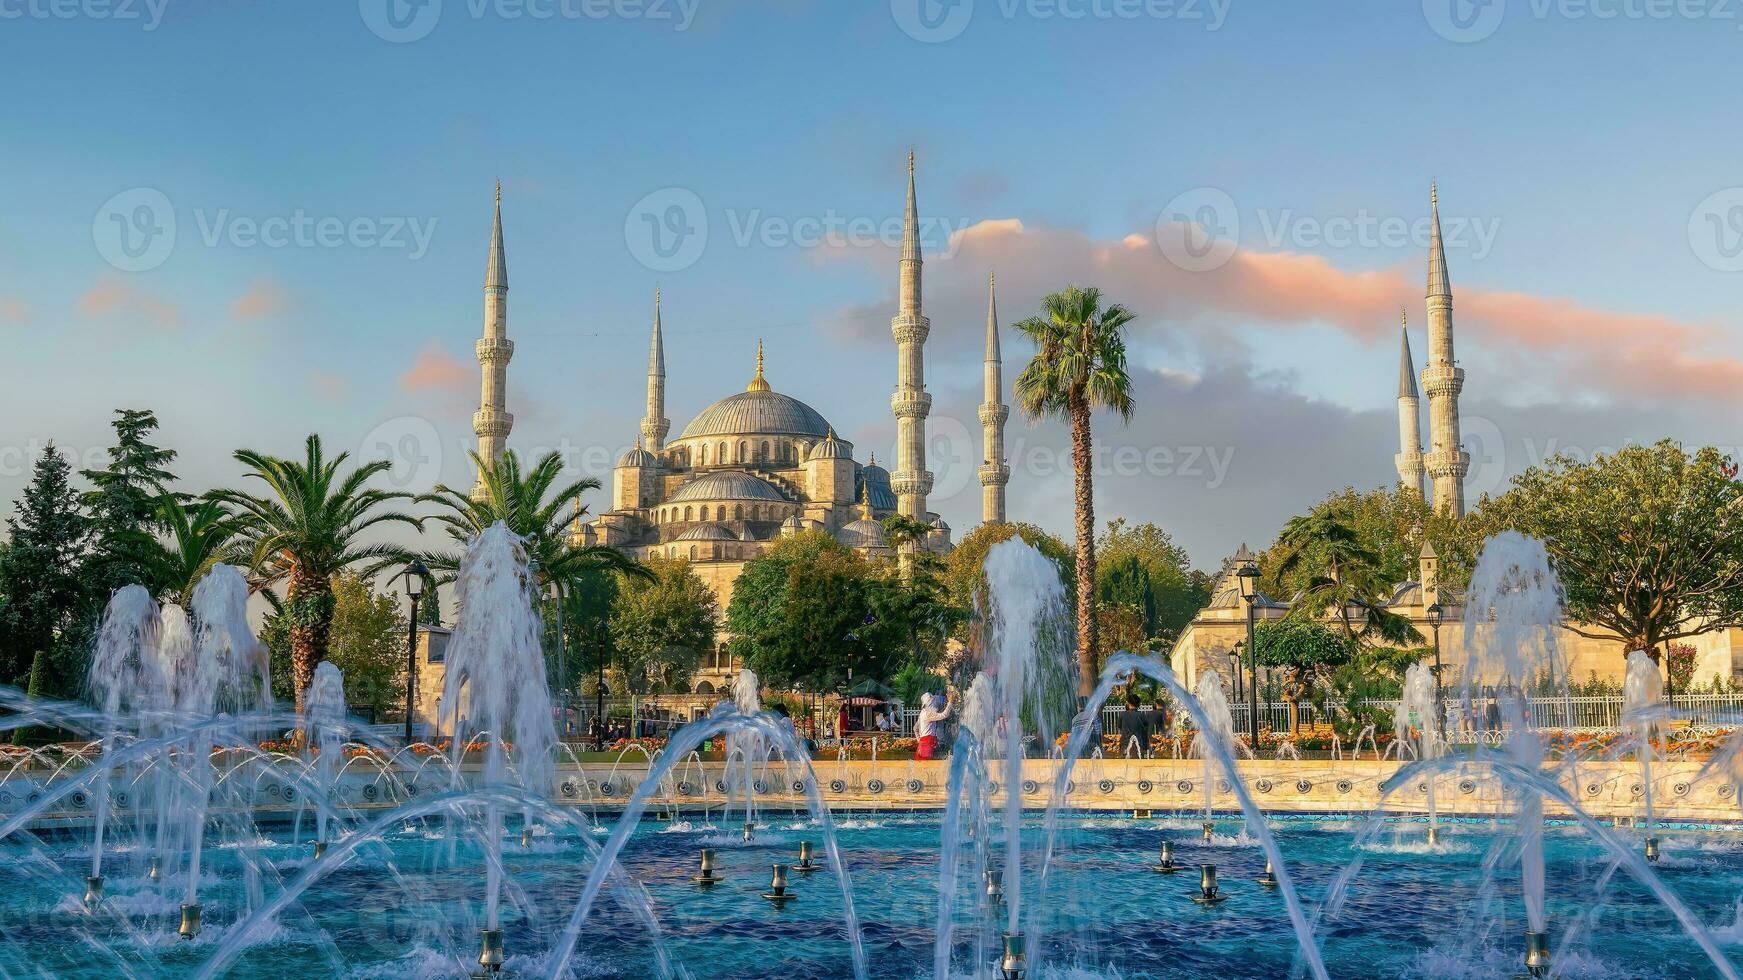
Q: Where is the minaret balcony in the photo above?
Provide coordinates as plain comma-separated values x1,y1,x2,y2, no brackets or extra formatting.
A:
890,390,933,418
978,463,1010,486
1419,364,1463,397
978,403,1010,426
472,409,514,437
1423,449,1470,477
889,315,931,345
475,338,515,363
890,472,934,498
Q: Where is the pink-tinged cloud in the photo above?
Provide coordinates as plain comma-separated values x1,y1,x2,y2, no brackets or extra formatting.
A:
77,275,181,330
231,279,293,321
309,371,348,402
0,298,27,325
818,218,1743,405
399,344,471,393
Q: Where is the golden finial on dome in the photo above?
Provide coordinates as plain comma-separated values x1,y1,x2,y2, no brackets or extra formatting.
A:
859,480,873,521
635,436,643,450
747,338,771,392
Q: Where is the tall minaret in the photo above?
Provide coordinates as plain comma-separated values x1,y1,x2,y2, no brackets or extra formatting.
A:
978,271,1010,524
472,181,514,499
641,286,670,454
1394,308,1424,497
1421,182,1469,516
889,150,934,521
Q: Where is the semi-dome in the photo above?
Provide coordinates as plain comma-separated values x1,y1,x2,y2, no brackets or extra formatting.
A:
856,458,897,512
666,471,786,503
807,428,853,461
675,522,738,542
678,388,833,440
617,443,656,468
837,517,887,550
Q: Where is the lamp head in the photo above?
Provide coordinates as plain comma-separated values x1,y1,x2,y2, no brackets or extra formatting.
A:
1426,603,1443,627
1236,560,1259,600
405,559,429,600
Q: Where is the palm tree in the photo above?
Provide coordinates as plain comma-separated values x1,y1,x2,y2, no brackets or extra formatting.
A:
421,450,649,588
142,494,241,606
211,434,421,711
1013,285,1137,696
1271,512,1420,647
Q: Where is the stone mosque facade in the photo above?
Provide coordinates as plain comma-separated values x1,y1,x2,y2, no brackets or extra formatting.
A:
462,155,1013,696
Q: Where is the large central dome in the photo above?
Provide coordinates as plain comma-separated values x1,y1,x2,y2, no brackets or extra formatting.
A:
678,388,833,439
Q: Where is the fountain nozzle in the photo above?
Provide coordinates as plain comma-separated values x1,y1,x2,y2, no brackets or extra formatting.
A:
178,903,202,940
1202,821,1214,842
1645,836,1660,863
1523,930,1550,978
984,869,1005,905
694,848,722,885
1000,932,1027,979
1191,864,1227,904
762,863,797,904
476,927,505,975
82,875,103,909
1426,826,1440,846
520,825,534,849
743,821,755,842
313,840,328,860
1153,840,1179,874
1258,857,1277,888
146,856,161,882
796,840,817,873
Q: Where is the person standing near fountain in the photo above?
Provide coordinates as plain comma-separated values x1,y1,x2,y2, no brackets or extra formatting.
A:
915,691,953,760
1117,691,1152,758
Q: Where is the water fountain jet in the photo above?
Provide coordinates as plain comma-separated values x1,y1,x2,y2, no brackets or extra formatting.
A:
82,875,103,909
1646,836,1661,862
694,847,722,885
178,902,202,940
1258,856,1277,888
984,869,1005,904
1523,930,1550,977
1153,839,1179,874
795,840,816,873
999,932,1027,979
475,927,504,975
1191,864,1227,904
761,863,796,904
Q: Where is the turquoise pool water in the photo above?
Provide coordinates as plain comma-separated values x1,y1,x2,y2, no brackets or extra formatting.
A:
5,812,1741,978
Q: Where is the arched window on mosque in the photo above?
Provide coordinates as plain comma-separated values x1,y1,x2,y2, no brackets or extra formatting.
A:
684,506,693,522
699,445,707,466
761,440,771,461
717,505,727,521
739,440,748,462
719,441,729,463
689,546,698,560
734,504,743,521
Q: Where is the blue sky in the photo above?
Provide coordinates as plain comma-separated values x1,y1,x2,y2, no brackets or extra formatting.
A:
3,0,1742,567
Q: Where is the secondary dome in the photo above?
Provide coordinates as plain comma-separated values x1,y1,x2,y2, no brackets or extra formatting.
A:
678,389,833,440
675,522,739,542
666,471,787,503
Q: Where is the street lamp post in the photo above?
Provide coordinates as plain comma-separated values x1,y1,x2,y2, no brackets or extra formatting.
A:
402,560,428,746
1426,603,1445,743
1230,645,1244,704
1236,560,1261,749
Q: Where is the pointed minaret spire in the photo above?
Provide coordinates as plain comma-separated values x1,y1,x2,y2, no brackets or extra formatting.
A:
641,286,670,453
890,149,934,528
978,271,1010,524
472,183,514,499
1421,182,1468,516
1395,308,1424,497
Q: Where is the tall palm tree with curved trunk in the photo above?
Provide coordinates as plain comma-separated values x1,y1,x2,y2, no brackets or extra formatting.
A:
211,435,421,711
421,450,651,590
1013,285,1137,697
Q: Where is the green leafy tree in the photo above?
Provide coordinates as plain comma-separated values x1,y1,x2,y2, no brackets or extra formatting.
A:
211,434,420,711
942,521,1074,632
0,447,93,692
875,515,968,668
80,409,178,594
608,555,720,694
1264,486,1471,600
324,570,409,719
1471,441,1743,666
1252,617,1354,733
728,531,898,691
1268,512,1421,648
1012,285,1137,696
1095,519,1210,645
